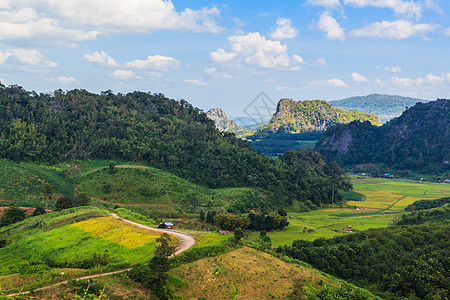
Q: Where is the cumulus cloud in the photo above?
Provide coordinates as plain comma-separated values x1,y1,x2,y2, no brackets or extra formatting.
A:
185,79,207,85
82,51,118,67
210,49,237,63
317,12,345,41
11,49,57,67
351,72,369,82
306,0,341,8
126,55,180,71
56,76,77,83
384,66,402,73
0,1,222,47
269,18,299,40
210,32,303,69
391,73,446,87
344,0,422,18
350,20,438,39
0,51,12,64
443,28,450,36
111,69,136,79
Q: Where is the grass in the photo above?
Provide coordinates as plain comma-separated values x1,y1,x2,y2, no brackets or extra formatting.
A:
351,177,449,211
69,160,253,214
248,209,397,247
169,246,378,300
0,207,176,293
0,159,74,208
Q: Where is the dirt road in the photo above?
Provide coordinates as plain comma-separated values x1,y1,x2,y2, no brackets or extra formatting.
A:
111,213,195,256
5,213,195,297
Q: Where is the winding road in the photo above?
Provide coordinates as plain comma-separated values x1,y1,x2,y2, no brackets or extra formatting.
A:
5,214,196,298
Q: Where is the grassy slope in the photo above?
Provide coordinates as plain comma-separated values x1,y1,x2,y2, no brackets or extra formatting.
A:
0,159,74,207
70,160,252,213
0,207,175,293
351,177,450,211
169,246,380,300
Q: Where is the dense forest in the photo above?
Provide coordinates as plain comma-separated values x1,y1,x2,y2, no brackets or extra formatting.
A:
330,94,427,123
316,99,450,175
280,222,449,299
261,98,381,134
0,83,350,208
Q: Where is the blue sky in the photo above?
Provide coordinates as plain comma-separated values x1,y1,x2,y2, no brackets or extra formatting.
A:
0,0,449,117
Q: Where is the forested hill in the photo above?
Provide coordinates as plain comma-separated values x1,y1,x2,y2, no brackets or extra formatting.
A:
261,99,381,134
330,94,428,123
0,83,350,208
316,99,450,174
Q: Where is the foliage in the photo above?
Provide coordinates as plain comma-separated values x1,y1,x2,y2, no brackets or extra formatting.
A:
282,224,450,299
261,99,381,134
311,284,377,300
406,196,450,211
32,206,46,216
55,195,73,210
247,211,289,231
74,194,90,207
0,84,350,208
233,227,244,244
316,99,450,174
0,206,26,227
214,213,250,231
397,204,450,225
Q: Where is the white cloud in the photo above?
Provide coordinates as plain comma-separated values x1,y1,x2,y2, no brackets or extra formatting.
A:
0,51,12,64
317,12,345,41
292,54,304,64
145,71,163,77
391,76,423,87
126,55,179,71
424,73,444,84
351,72,369,82
0,1,222,47
443,28,450,36
111,69,135,79
275,86,292,91
306,0,341,8
185,79,207,85
384,66,402,73
317,58,328,66
308,78,348,88
211,32,303,69
269,18,299,40
350,20,438,39
328,78,348,87
210,49,237,63
82,51,118,67
344,0,422,18
56,76,77,83
11,49,57,67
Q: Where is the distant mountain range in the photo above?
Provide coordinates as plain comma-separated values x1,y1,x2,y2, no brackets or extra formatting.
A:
260,98,381,134
330,94,429,123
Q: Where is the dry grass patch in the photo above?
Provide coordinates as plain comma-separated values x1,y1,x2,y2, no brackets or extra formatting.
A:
171,247,338,300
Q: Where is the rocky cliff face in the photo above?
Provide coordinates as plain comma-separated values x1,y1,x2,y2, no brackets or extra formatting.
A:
262,99,381,134
206,108,239,132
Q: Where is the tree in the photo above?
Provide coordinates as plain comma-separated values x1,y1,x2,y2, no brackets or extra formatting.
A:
233,227,245,244
149,233,176,299
75,194,90,207
32,206,46,216
199,211,205,222
55,196,73,210
0,206,26,227
41,182,53,211
109,161,116,174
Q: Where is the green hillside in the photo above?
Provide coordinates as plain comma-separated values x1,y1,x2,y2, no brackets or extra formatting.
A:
0,84,350,209
0,207,166,293
0,159,74,208
330,94,428,123
262,98,381,134
316,99,450,176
